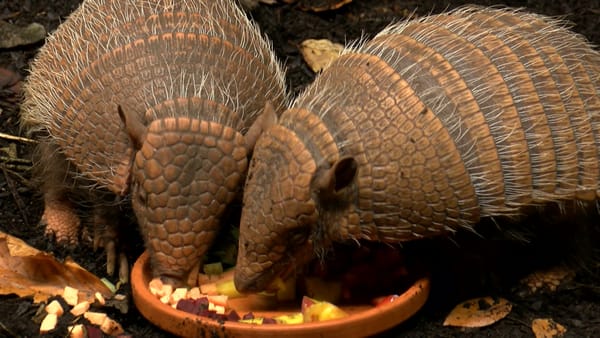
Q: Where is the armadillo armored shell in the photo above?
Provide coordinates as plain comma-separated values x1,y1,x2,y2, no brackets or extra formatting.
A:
234,5,600,292
21,0,286,284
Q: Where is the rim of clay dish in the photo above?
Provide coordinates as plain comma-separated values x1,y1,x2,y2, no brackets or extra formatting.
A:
131,251,430,338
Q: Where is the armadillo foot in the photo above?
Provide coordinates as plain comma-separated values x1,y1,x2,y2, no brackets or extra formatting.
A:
516,265,575,296
40,199,80,245
90,226,129,283
87,206,130,283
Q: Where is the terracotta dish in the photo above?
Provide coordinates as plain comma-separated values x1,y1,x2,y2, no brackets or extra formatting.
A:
131,251,430,337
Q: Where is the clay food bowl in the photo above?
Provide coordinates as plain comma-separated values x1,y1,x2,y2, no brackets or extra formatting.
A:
131,251,430,338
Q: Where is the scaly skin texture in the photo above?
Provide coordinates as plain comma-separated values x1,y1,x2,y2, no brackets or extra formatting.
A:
21,0,286,285
234,6,600,292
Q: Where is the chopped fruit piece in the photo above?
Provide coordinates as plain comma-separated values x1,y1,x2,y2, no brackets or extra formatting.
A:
187,287,202,300
94,292,106,305
113,293,126,301
83,311,108,326
227,310,241,321
302,296,348,323
201,278,241,297
149,278,163,296
45,300,64,316
170,288,188,305
63,286,79,306
239,317,264,324
269,276,296,301
214,305,226,315
373,294,399,307
207,295,228,307
40,313,58,333
275,313,304,324
67,324,85,338
70,301,90,316
99,317,124,336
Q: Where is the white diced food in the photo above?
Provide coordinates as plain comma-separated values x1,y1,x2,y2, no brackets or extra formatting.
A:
40,313,58,334
94,292,106,305
62,286,79,306
45,300,64,316
170,288,188,305
83,311,107,326
70,301,90,316
67,324,85,338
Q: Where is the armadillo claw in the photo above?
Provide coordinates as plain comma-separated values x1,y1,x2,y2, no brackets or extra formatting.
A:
40,200,81,245
91,230,129,283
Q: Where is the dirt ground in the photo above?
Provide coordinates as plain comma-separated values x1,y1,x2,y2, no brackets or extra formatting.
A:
0,0,599,337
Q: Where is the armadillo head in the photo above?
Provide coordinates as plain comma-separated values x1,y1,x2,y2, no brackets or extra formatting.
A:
234,124,358,292
120,107,249,286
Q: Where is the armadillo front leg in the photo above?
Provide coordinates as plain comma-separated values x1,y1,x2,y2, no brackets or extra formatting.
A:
35,142,81,244
91,202,130,283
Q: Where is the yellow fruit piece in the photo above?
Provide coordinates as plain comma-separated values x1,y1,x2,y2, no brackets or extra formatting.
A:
302,299,348,323
275,313,304,324
239,317,264,324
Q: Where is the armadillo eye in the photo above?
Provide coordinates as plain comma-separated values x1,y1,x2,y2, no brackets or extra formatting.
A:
288,228,308,247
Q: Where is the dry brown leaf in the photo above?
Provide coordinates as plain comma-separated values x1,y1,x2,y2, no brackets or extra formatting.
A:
532,318,567,338
299,39,344,73
0,231,112,303
443,296,512,328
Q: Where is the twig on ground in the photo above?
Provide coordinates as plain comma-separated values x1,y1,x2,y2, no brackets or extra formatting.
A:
0,131,37,144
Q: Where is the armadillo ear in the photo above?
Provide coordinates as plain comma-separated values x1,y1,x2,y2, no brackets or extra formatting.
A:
315,156,358,194
244,101,278,150
118,105,147,150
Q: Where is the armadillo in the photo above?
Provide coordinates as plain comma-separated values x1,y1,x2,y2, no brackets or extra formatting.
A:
20,0,286,285
233,6,600,292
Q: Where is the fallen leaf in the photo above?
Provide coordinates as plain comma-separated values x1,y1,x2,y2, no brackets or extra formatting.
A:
0,231,112,303
517,266,574,296
0,20,46,48
443,296,512,328
532,318,567,338
299,39,344,73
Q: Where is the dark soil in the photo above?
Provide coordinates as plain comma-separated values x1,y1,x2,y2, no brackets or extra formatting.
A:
1,0,599,337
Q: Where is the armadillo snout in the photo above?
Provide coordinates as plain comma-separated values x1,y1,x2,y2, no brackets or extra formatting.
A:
132,117,248,284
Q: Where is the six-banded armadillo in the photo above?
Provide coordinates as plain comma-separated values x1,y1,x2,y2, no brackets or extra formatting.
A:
233,6,600,292
21,0,286,285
